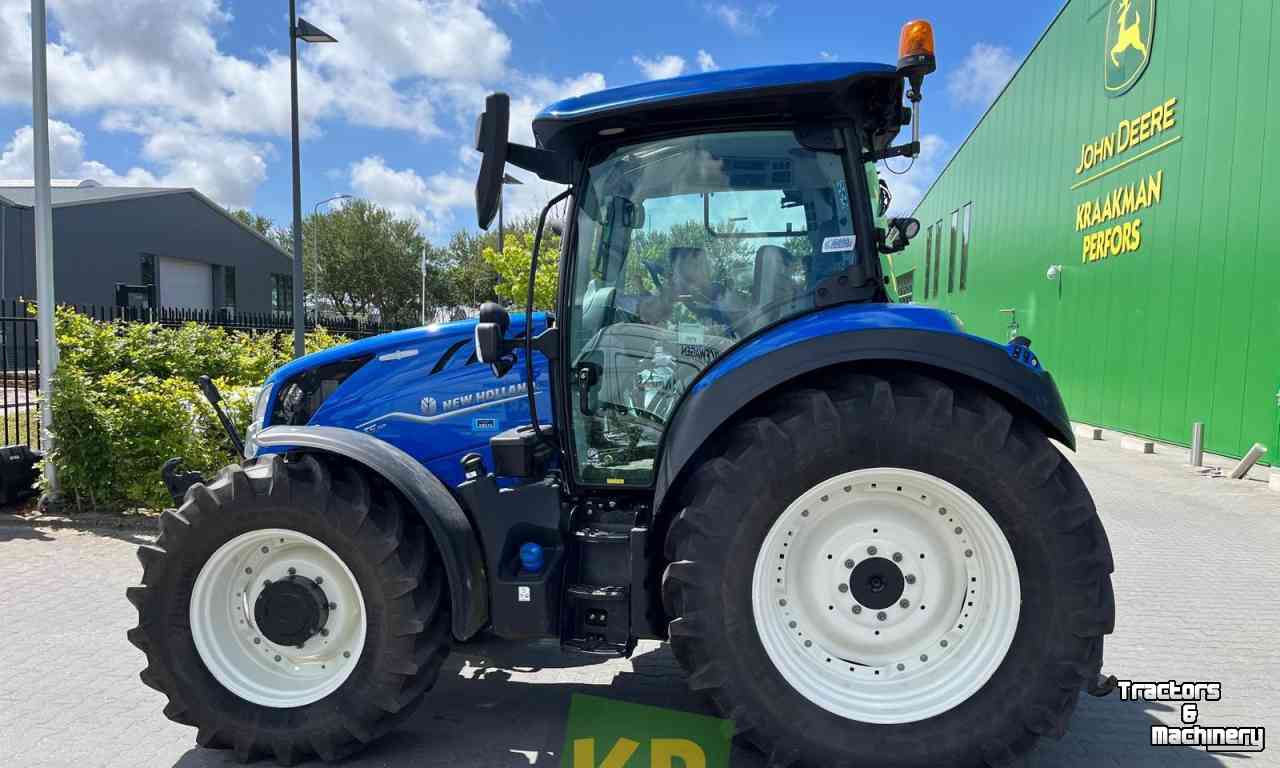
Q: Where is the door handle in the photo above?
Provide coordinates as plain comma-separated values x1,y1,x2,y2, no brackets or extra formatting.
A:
576,364,599,415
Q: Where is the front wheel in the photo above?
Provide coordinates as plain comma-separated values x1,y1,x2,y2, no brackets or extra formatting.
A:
127,454,451,765
661,371,1114,767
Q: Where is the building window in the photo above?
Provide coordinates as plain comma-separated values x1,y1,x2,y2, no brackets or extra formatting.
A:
223,265,237,310
896,269,915,303
947,210,959,294
933,218,943,297
960,202,972,291
923,225,932,300
271,273,293,313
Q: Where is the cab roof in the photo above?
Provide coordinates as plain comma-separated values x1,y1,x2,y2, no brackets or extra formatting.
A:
532,62,899,153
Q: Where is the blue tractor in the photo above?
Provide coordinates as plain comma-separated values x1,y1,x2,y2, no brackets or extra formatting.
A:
129,21,1115,767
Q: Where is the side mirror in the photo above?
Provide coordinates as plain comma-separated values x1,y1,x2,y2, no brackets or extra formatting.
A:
474,301,515,377
880,217,920,253
474,93,511,229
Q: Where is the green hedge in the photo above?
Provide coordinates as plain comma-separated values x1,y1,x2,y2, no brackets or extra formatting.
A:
45,307,346,511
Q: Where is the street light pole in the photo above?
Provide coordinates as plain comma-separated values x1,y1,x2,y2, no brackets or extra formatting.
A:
497,173,522,254
312,193,351,314
287,3,337,357
30,0,58,495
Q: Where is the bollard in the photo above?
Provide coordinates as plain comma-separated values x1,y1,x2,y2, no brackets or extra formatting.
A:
1228,443,1267,480
1190,422,1204,467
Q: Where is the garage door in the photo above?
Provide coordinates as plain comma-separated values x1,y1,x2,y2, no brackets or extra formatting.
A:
158,256,212,310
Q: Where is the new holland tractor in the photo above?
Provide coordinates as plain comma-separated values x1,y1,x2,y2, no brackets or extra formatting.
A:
128,21,1116,767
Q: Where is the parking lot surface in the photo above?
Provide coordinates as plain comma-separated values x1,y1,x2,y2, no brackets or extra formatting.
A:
1,432,1277,767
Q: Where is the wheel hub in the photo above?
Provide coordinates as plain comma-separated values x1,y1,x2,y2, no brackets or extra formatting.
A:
849,557,904,610
189,528,367,709
751,468,1021,724
254,575,330,647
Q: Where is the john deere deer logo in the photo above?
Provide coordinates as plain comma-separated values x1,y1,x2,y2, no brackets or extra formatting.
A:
1104,0,1156,96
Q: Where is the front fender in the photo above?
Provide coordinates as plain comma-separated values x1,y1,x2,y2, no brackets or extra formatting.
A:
652,305,1074,513
255,425,488,641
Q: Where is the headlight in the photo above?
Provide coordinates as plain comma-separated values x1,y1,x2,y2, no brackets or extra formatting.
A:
243,382,274,459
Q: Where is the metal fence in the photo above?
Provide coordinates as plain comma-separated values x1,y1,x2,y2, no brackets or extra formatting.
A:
0,298,442,449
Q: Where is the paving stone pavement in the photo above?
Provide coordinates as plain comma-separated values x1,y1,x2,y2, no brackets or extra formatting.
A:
1,432,1277,767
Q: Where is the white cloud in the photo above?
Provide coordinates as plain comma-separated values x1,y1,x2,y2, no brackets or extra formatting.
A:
0,119,268,208
632,53,686,80
818,51,837,61
349,155,474,235
0,120,155,184
881,133,949,216
704,2,776,36
947,43,1019,109
696,50,718,72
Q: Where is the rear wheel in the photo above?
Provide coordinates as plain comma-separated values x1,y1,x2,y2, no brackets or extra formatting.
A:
661,371,1114,767
127,454,451,765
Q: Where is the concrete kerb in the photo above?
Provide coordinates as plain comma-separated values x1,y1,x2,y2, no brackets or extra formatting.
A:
1069,421,1276,489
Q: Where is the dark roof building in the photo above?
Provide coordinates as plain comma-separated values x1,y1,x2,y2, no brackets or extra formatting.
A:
0,181,293,314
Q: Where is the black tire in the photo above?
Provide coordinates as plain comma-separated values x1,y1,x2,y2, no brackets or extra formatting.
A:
661,369,1115,768
127,453,451,765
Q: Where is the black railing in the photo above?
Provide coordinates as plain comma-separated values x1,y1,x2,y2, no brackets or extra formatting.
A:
0,298,426,449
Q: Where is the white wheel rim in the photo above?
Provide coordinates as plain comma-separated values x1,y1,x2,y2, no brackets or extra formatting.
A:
751,468,1020,724
189,528,367,708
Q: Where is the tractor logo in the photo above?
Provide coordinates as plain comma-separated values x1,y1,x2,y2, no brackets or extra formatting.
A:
420,396,438,416
1104,0,1156,97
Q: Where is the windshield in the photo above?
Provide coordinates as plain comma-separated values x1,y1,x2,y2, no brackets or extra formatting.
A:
566,129,857,486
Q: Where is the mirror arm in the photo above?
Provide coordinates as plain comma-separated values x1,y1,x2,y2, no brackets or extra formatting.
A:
525,187,573,451
507,142,574,184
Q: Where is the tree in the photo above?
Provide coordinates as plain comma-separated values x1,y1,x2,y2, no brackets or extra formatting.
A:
482,227,561,309
229,208,276,239
282,199,436,325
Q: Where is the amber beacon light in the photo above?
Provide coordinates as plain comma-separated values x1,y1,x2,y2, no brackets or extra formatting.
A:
898,19,937,81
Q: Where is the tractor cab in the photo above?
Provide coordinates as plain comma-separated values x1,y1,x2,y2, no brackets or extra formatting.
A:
472,25,936,495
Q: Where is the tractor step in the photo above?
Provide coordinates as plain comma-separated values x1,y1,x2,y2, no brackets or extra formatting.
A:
560,499,655,656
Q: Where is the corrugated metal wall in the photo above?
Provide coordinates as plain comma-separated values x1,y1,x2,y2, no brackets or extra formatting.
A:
902,0,1280,461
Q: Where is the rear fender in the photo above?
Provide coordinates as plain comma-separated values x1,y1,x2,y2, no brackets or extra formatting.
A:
652,306,1075,514
254,425,488,641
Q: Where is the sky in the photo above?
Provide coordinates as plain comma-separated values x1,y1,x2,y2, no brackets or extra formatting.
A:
0,0,1063,242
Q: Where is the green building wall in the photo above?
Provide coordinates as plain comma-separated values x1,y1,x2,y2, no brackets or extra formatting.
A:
900,0,1280,462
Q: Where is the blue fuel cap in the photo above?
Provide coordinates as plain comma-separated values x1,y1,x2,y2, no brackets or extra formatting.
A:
519,542,545,574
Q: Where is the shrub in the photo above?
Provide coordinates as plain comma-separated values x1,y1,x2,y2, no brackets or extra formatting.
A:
45,307,345,512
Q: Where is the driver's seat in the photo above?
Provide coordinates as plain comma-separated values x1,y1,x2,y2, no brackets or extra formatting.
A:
751,245,796,325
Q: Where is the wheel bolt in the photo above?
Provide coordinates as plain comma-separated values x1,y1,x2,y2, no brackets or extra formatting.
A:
897,663,905,671
789,621,797,629
852,605,862,615
315,577,323,585
288,567,297,576
892,552,903,562
844,559,855,569
866,545,877,556
920,654,929,662
260,546,269,554
274,655,282,662
938,507,947,515
838,584,849,593
876,611,887,621
965,549,974,558
940,640,949,648
899,599,910,609
244,567,252,574
779,599,787,607
253,637,261,645
329,602,337,610
320,629,329,637
905,574,916,584
343,651,351,658
804,640,812,648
